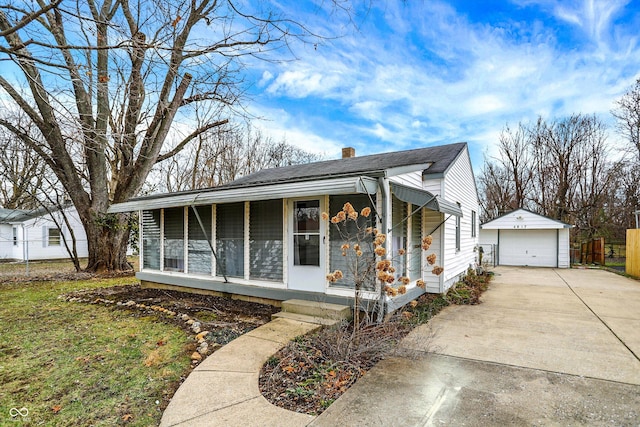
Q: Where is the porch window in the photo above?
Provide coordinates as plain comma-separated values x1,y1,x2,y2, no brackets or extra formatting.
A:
12,227,18,246
328,194,376,290
188,205,212,275
410,207,422,280
216,202,244,278
163,207,185,272
142,210,161,270
250,199,283,281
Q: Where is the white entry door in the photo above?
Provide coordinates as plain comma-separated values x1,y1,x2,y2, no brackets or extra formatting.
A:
288,199,326,292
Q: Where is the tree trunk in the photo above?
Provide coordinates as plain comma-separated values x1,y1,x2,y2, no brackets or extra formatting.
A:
81,210,132,273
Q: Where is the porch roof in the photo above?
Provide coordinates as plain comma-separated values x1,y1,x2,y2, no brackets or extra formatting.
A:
108,176,379,213
390,182,462,217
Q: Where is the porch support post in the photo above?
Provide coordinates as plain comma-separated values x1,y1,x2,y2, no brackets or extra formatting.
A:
377,177,392,319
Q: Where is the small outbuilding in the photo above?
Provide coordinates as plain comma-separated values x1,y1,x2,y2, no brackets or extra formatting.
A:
479,208,572,268
0,205,88,262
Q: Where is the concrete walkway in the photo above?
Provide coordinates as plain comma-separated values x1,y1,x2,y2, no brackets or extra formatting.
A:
160,318,320,427
162,267,640,426
315,267,640,425
400,266,640,384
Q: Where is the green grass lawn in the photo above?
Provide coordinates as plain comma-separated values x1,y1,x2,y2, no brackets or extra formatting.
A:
0,257,140,277
0,277,191,426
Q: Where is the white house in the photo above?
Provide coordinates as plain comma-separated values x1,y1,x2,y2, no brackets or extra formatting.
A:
0,205,88,262
108,142,480,312
479,208,572,268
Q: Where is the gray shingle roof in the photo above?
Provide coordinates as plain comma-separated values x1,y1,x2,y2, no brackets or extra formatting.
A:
0,204,70,224
124,142,467,203
0,208,36,223
222,142,467,188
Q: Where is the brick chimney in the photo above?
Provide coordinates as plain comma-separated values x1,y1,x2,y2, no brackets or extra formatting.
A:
342,147,356,159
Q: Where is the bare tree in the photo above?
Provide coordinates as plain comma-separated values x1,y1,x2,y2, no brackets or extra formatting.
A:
153,124,322,193
0,0,62,38
612,77,640,162
478,114,618,240
497,123,533,209
0,0,345,272
477,161,516,221
0,113,47,209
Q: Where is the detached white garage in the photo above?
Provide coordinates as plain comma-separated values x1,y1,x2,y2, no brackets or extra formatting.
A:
480,209,572,268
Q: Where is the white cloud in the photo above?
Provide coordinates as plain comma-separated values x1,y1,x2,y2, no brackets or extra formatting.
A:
248,0,640,165
258,70,274,87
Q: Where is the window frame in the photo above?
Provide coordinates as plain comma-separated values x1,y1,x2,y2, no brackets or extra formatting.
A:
48,227,62,246
471,210,477,238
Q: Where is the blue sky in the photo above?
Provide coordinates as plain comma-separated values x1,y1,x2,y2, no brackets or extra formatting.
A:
244,0,640,168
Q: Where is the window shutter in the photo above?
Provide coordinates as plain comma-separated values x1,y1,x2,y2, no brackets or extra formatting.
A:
42,226,47,248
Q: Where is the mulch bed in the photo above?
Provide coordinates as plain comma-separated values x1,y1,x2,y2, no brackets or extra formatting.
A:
259,273,491,415
62,284,279,342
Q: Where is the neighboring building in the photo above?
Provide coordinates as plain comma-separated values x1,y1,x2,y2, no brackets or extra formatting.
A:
479,208,572,268
108,142,480,312
0,205,88,262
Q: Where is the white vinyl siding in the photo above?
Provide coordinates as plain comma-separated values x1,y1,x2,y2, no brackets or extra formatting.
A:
249,199,283,281
438,147,479,292
389,171,423,188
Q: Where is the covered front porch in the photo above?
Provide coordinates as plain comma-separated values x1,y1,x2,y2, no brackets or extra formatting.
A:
109,175,461,310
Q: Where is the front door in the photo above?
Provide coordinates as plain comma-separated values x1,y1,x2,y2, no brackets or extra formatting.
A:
288,199,326,292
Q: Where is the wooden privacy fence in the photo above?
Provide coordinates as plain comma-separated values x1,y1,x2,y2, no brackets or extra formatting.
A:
627,229,640,278
579,237,605,265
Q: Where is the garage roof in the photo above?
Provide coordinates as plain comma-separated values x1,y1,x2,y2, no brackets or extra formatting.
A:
481,208,572,230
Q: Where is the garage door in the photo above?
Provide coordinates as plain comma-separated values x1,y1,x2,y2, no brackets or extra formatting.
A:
499,229,557,267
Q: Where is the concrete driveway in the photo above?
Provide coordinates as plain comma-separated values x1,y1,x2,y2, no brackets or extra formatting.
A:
312,267,640,426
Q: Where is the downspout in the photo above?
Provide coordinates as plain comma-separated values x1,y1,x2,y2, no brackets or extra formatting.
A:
190,197,228,283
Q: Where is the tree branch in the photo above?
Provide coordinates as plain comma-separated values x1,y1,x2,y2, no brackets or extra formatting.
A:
156,119,229,163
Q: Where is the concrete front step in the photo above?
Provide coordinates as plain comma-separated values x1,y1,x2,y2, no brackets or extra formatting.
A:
280,299,352,321
271,311,342,326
